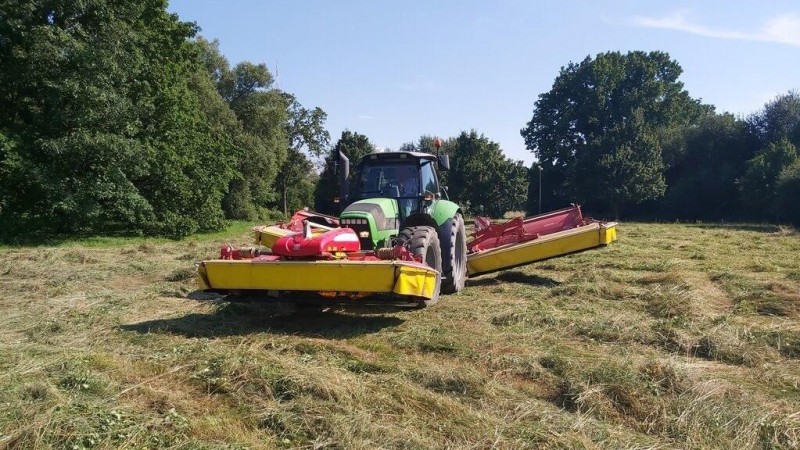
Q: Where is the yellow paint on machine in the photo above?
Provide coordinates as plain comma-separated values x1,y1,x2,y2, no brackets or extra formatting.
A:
253,225,296,247
198,259,440,300
466,222,618,277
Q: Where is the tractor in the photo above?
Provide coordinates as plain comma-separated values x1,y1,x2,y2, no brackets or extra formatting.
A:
336,143,467,299
198,140,617,307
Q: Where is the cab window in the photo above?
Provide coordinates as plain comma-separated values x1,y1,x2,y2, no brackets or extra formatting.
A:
420,161,438,194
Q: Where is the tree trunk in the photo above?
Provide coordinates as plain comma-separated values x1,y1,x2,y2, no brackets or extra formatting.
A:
282,184,288,217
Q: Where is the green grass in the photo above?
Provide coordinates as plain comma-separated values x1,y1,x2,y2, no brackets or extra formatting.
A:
1,222,799,449
0,221,256,250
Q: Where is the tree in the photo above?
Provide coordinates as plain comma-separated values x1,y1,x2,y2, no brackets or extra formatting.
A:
659,112,751,220
314,131,374,214
0,0,238,237
775,161,800,225
739,139,798,219
739,92,800,222
448,131,527,217
520,51,706,217
195,38,288,220
273,93,330,216
747,91,800,150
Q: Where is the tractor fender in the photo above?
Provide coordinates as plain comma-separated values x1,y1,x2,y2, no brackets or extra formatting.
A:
402,212,438,229
430,200,460,227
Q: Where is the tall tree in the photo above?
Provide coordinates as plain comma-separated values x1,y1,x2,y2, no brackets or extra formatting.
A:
195,38,288,220
276,148,318,215
660,112,751,220
314,131,374,215
739,139,798,219
0,0,237,237
448,131,527,217
521,51,706,216
740,92,800,222
747,91,800,150
775,161,800,225
273,93,330,216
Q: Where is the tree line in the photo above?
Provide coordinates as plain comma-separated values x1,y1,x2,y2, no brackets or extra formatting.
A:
521,50,800,225
1,2,797,242
0,0,328,238
313,131,528,218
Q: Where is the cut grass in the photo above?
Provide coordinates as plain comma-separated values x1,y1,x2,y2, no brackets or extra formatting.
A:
1,222,800,448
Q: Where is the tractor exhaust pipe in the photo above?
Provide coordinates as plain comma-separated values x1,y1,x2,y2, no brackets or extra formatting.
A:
337,150,350,207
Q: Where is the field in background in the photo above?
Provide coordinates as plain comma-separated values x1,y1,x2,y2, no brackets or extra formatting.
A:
1,222,799,449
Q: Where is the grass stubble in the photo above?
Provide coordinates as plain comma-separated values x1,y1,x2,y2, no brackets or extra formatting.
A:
0,222,798,449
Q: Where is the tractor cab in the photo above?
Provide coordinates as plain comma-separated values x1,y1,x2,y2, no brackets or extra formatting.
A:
353,152,445,219
336,150,452,251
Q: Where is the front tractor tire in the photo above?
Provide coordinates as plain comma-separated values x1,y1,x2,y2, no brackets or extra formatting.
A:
397,226,442,306
440,213,468,294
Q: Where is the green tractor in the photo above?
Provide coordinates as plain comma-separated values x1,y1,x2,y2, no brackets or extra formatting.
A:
198,140,618,307
336,144,468,298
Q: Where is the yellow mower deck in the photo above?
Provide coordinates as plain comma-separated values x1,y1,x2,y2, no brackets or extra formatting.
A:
198,259,440,302
466,222,618,277
198,210,616,304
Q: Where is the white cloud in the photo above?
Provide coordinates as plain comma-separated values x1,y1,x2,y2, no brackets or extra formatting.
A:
357,114,373,120
632,10,800,47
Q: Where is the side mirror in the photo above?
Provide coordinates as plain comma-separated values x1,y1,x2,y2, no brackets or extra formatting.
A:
337,151,350,201
437,154,450,171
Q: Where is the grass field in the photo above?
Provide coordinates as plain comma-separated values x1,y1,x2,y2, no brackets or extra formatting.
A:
1,222,799,449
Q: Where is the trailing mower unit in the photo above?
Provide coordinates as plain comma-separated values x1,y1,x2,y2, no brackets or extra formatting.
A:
197,139,617,307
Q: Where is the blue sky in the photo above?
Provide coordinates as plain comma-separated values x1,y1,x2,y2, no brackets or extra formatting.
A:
168,0,800,165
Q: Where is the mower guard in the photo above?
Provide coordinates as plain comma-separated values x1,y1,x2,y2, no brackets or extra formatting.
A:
198,258,441,302
466,221,617,277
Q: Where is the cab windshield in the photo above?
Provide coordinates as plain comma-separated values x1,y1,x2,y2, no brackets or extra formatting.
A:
356,162,421,220
356,163,420,199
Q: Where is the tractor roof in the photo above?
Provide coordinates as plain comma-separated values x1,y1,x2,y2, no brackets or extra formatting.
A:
360,151,437,164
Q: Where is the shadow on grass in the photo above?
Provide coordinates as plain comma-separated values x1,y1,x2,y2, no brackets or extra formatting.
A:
0,228,149,248
686,223,790,233
120,301,406,339
466,270,561,287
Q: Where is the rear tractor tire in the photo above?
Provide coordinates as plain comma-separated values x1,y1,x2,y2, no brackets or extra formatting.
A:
439,213,468,294
397,226,442,307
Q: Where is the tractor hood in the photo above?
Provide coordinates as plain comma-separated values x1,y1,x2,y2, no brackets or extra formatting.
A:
340,198,400,250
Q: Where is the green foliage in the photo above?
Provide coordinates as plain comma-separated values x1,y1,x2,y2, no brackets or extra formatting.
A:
739,140,798,220
197,38,328,221
776,162,800,225
314,131,374,215
0,0,237,238
196,39,289,220
275,148,318,216
283,93,330,160
748,91,800,149
660,113,751,220
521,51,706,216
447,131,528,217
273,93,330,215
